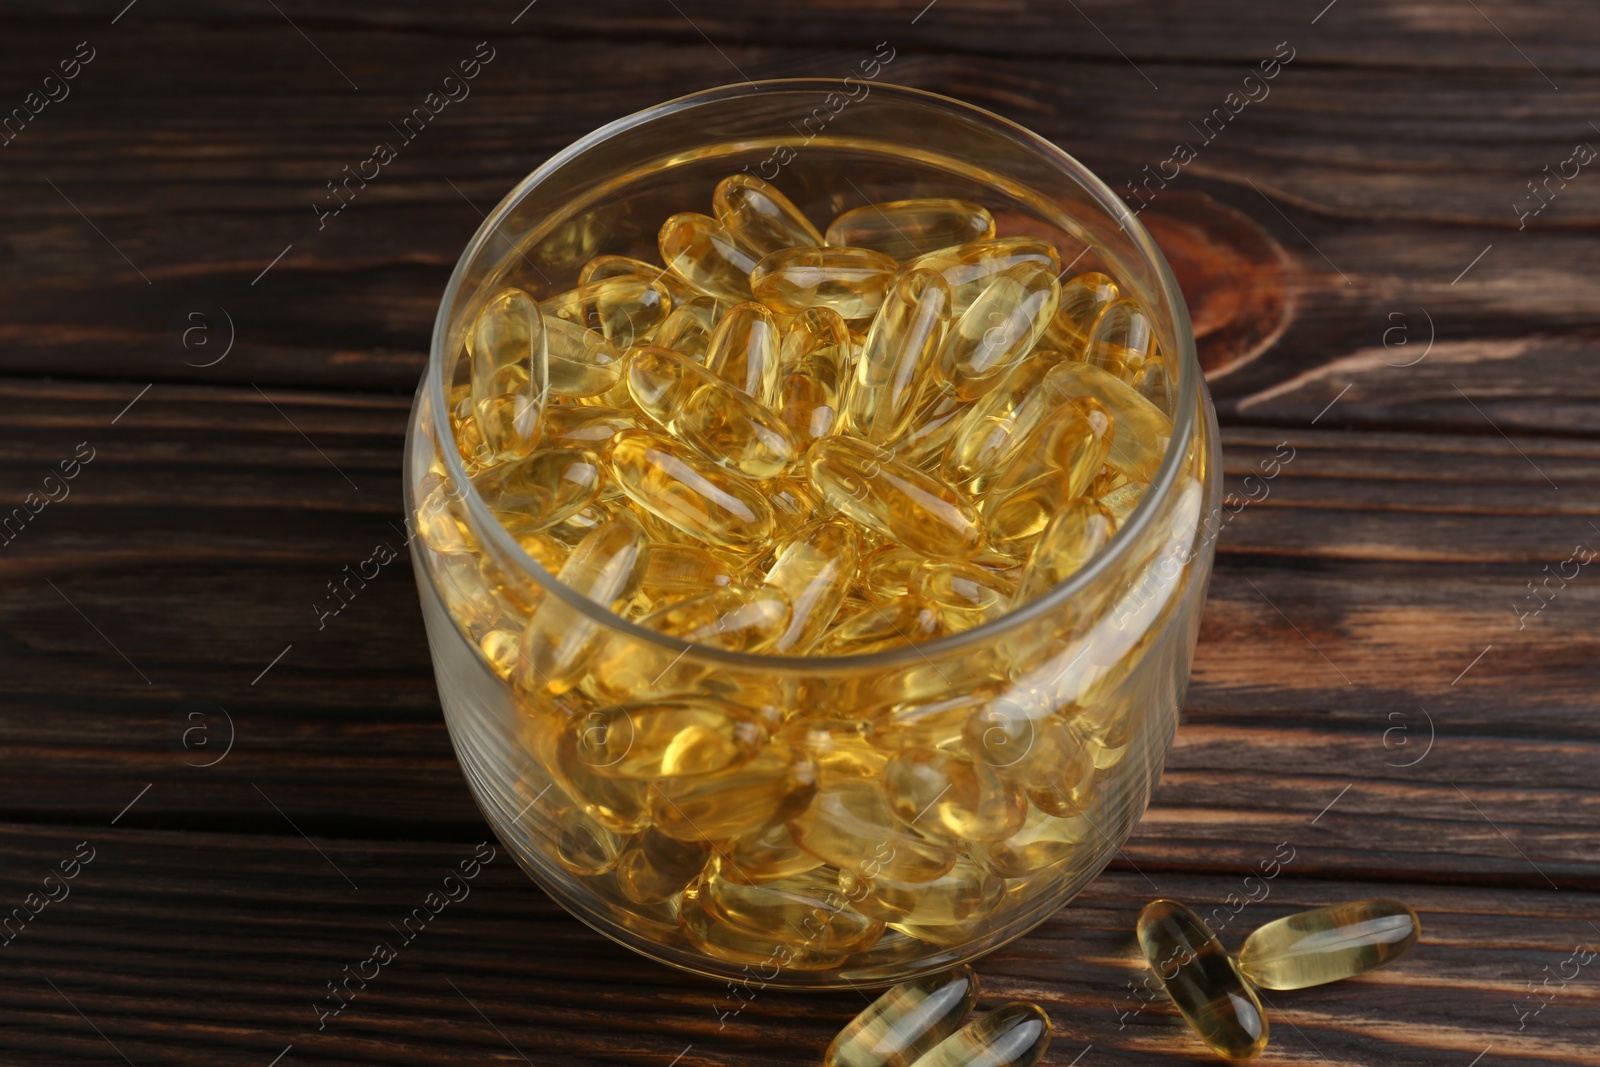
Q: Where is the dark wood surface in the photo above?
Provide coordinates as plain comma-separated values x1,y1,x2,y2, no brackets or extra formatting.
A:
2,2,1596,1064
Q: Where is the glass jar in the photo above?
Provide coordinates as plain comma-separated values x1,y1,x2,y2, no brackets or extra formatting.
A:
405,79,1219,988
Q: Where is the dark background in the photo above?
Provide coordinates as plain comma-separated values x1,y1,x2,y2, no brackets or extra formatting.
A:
1,1,1596,1064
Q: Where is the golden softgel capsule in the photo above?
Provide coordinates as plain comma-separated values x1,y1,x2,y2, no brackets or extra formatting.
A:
808,436,985,560
1235,899,1420,990
468,287,547,461
752,246,898,320
844,268,952,443
824,966,980,1067
607,428,776,550
826,198,995,263
906,1002,1051,1067
1137,899,1269,1061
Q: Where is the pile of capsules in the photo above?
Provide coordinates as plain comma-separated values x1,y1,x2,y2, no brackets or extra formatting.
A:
825,966,1051,1067
1138,898,1421,1060
418,172,1181,967
443,173,1172,667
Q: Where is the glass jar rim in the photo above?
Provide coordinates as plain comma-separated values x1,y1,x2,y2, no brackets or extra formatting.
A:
424,77,1199,672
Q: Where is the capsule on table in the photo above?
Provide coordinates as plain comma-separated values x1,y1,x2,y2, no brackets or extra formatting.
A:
842,854,1003,928
472,446,604,531
937,262,1061,400
909,560,1014,630
713,819,821,886
703,866,884,955
906,1002,1051,1067
712,173,824,255
704,300,783,406
1236,899,1421,991
574,697,765,781
652,741,817,842
652,294,722,362
1042,271,1119,358
842,269,951,443
1014,499,1116,602
884,748,1026,842
659,211,762,304
516,518,648,693
823,966,981,1067
615,827,711,905
1040,360,1170,481
809,436,985,560
826,197,996,263
625,345,798,479
855,544,927,604
544,314,625,397
752,245,899,320
608,428,776,551
468,287,548,460
775,306,853,450
900,237,1060,314
1138,899,1269,1061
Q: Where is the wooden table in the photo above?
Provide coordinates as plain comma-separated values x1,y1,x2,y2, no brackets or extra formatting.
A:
2,2,1595,1063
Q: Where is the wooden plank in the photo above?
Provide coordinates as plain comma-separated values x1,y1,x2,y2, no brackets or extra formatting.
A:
0,822,1593,1066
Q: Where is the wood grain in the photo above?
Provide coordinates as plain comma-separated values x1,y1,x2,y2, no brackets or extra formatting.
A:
1,0,1596,1063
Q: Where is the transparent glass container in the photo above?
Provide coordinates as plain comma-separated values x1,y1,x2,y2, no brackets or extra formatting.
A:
404,80,1219,988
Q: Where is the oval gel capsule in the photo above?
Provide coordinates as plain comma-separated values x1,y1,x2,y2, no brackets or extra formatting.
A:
1138,899,1269,1061
1236,899,1420,990
824,966,980,1067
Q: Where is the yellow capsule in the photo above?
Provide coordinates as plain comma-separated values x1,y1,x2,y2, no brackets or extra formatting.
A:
435,553,504,637
415,482,474,556
751,246,899,320
540,404,636,448
982,469,1081,561
712,173,824,255
1021,731,1094,818
660,211,761,304
515,518,648,693
774,306,852,450
1083,297,1155,381
1098,480,1147,527
900,237,1060,314
842,269,951,443
608,428,776,550
937,262,1061,400
636,584,791,652
554,806,629,876
841,855,1002,929
1138,899,1269,1061
981,806,1095,878
678,886,853,970
887,385,970,471
826,197,995,263
762,518,862,654
1041,271,1118,358
788,774,955,884
768,474,822,537
713,820,822,886
580,252,697,308
637,543,737,608
476,628,521,679
616,827,711,904
855,544,927,604
468,288,548,460
809,436,985,560
1129,352,1171,411
652,293,722,361
779,717,889,781
541,499,614,549
625,345,797,479
526,705,651,833
652,741,816,842
907,1002,1051,1067
1040,360,1171,480
703,300,783,407
824,966,979,1067
579,273,674,350
573,697,765,781
472,446,604,531
939,358,1054,483
1015,499,1116,602
544,314,625,398
864,691,989,753
885,748,1025,842
1236,900,1420,991
702,867,883,955
909,560,1013,630
818,595,943,656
